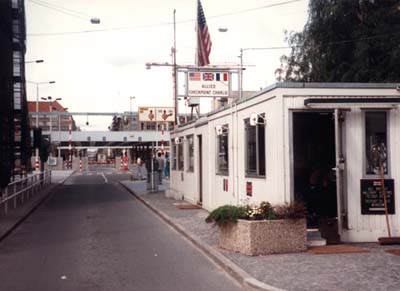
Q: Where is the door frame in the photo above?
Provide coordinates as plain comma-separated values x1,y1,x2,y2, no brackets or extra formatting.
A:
289,109,346,234
197,134,203,205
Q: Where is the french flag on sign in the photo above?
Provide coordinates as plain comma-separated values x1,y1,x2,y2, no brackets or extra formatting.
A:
216,73,228,81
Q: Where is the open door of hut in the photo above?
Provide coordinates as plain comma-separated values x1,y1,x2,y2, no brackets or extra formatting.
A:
293,111,342,244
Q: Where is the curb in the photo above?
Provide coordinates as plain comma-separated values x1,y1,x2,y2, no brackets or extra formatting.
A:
0,170,75,242
120,181,285,291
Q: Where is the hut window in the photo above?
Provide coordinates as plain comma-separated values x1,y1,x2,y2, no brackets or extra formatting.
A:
178,141,184,171
245,117,266,177
187,135,194,172
172,143,177,170
216,126,229,175
365,111,388,175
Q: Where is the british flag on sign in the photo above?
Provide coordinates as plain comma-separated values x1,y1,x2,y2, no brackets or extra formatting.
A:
202,72,214,81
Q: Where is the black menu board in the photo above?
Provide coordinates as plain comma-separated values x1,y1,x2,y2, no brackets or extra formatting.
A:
361,179,395,215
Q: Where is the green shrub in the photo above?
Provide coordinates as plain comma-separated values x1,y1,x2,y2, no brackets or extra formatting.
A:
205,205,248,227
205,201,306,226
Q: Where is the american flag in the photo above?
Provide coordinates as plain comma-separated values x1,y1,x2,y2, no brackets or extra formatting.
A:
197,0,212,66
189,72,201,81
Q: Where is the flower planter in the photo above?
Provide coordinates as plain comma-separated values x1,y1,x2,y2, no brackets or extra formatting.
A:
218,218,307,255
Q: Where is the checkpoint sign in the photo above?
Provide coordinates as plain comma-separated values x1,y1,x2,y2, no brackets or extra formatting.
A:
187,71,230,98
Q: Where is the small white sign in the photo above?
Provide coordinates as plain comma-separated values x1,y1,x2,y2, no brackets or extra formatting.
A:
139,107,175,122
187,71,230,97
155,107,175,122
48,157,57,166
139,107,156,122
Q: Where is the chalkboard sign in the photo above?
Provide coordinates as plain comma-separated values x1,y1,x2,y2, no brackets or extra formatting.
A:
361,179,395,215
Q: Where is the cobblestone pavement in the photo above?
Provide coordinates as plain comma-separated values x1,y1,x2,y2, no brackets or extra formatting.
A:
121,180,400,291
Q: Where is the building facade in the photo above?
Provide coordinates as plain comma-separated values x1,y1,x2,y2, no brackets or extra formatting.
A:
28,101,77,132
0,0,30,184
169,83,400,243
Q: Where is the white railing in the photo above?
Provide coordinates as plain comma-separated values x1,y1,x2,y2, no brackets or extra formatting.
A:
0,170,51,215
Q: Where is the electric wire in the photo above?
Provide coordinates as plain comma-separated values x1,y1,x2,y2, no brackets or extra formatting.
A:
28,0,90,21
29,0,91,17
27,0,306,37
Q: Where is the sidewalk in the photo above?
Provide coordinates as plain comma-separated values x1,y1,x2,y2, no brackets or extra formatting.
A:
120,180,400,291
0,170,74,241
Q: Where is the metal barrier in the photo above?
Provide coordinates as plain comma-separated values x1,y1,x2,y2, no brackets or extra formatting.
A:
0,170,51,216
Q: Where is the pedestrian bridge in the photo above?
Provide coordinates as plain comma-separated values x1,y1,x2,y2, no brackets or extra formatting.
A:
44,130,170,144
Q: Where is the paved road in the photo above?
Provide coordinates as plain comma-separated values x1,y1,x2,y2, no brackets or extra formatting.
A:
0,168,242,291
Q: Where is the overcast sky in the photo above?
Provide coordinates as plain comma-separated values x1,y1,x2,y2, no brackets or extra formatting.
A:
25,0,309,130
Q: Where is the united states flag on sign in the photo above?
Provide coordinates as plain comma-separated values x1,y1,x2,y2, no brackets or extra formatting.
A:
197,0,212,66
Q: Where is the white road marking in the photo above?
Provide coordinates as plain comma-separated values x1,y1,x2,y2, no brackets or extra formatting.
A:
101,172,108,183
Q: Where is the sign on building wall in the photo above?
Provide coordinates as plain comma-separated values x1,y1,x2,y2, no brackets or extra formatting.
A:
139,107,175,122
361,179,395,215
187,71,230,98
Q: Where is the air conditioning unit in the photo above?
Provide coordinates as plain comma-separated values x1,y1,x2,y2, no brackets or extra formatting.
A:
250,113,266,126
250,113,258,126
215,125,228,136
174,137,181,144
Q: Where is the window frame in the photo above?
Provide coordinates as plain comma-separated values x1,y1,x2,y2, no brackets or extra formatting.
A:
244,115,266,178
363,110,390,178
177,138,184,171
216,125,229,175
187,134,194,172
172,142,177,170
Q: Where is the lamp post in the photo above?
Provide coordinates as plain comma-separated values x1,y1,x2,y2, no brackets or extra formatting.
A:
41,96,62,157
26,80,56,171
239,47,287,99
130,96,135,131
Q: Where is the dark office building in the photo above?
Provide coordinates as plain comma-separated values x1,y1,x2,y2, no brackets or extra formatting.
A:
0,0,30,187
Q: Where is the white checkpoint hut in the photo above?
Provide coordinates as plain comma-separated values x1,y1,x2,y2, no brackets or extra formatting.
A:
168,83,400,243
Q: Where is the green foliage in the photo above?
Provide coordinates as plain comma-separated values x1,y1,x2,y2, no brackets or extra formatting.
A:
276,0,400,82
205,201,306,226
205,205,247,227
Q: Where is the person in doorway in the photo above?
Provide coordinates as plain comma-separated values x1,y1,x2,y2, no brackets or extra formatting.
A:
164,153,170,179
156,152,165,185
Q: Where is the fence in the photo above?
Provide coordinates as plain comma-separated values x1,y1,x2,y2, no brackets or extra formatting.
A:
0,170,51,216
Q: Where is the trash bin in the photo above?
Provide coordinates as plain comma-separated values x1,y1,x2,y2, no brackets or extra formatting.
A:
146,172,159,191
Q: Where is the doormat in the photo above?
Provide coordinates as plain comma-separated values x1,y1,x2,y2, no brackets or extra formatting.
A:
385,249,400,256
308,245,369,255
173,203,201,210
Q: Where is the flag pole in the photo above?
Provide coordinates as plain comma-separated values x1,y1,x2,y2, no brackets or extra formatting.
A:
195,0,198,66
195,0,200,116
173,9,178,126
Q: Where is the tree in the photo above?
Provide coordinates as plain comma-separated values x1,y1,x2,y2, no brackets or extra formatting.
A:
276,0,400,82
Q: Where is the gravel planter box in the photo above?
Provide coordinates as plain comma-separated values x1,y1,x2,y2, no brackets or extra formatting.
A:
218,219,307,255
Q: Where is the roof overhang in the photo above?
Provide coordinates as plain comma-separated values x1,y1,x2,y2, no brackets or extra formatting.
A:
304,97,400,109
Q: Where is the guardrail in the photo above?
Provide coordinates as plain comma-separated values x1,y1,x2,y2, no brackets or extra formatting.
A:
0,170,51,216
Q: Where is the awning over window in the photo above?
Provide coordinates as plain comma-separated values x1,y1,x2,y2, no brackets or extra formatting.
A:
304,97,400,108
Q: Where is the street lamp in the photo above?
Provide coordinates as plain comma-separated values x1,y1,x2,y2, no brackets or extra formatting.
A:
42,96,61,141
130,96,135,130
27,80,56,170
25,59,44,64
239,47,287,99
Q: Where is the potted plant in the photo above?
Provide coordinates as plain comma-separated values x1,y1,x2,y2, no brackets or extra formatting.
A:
206,201,307,255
